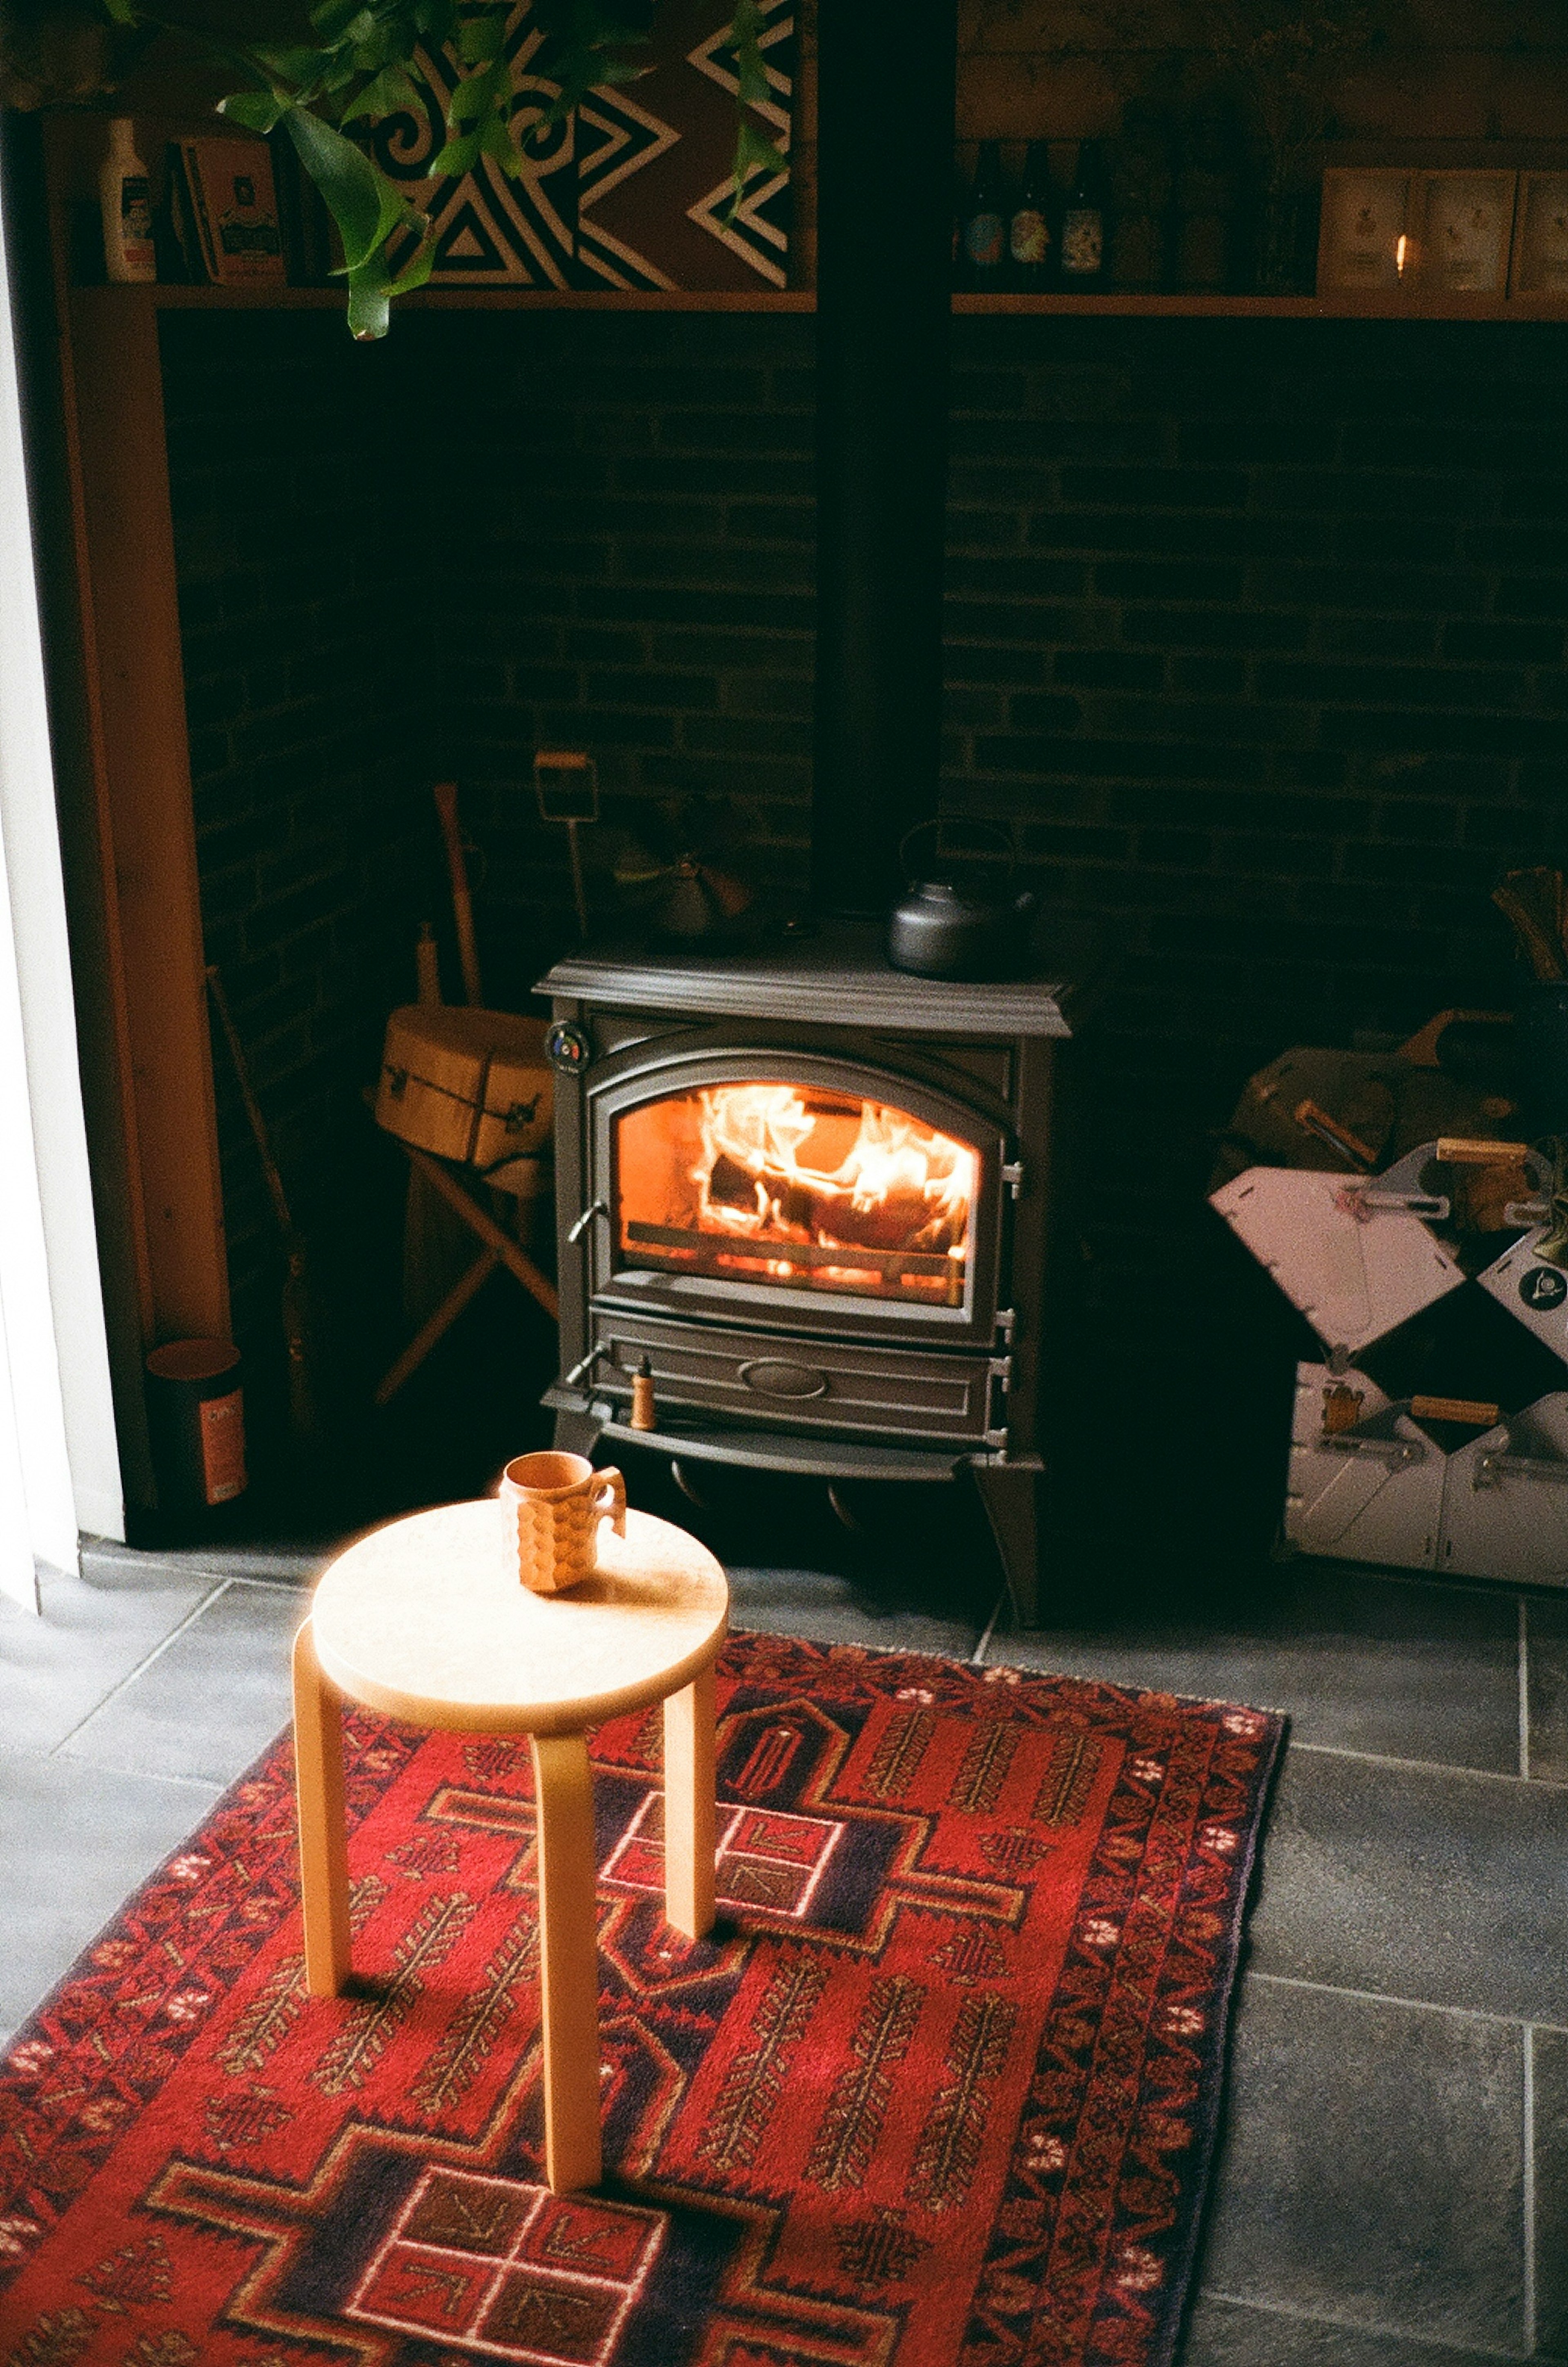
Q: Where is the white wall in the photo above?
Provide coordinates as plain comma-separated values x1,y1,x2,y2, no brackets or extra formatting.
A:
0,154,123,1603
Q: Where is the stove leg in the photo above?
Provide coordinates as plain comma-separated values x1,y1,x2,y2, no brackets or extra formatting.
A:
970,1457,1042,1630
553,1407,604,1458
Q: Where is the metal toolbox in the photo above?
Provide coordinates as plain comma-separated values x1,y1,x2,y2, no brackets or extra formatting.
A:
1287,1361,1568,1586
583,1306,1005,1447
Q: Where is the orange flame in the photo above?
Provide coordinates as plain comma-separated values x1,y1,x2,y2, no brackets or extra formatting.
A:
691,1083,974,1259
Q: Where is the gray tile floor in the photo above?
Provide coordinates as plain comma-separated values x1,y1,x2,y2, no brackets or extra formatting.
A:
2,1534,1565,2363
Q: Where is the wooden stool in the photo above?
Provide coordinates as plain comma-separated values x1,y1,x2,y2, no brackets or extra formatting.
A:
292,1500,728,2193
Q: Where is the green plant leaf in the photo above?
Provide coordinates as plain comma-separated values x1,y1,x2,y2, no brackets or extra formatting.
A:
343,62,423,120
311,0,372,38
429,129,482,175
390,236,437,294
345,249,394,339
479,109,524,172
100,0,139,26
283,103,410,270
219,89,289,131
253,41,333,85
733,115,780,180
457,10,505,64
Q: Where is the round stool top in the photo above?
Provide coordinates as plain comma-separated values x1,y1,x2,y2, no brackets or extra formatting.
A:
309,1501,728,1736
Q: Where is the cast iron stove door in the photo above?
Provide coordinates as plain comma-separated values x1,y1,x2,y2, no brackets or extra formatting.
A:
586,1049,1011,1355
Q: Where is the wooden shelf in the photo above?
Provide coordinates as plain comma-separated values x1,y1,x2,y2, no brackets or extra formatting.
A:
132,283,815,312
70,284,1568,321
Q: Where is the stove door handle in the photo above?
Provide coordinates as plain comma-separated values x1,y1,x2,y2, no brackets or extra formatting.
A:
568,1198,608,1244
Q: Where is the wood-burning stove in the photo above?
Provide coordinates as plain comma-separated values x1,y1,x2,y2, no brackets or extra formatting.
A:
537,921,1089,1623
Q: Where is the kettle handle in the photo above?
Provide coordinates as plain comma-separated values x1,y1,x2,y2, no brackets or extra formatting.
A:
898,817,1015,885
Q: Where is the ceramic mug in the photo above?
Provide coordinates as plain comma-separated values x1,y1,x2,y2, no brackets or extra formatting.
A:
499,1451,626,1594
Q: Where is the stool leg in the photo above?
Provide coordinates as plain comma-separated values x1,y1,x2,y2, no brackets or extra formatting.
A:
663,1662,717,1940
528,1731,603,2192
292,1617,351,1995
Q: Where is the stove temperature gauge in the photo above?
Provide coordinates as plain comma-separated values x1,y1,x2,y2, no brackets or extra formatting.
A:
546,1021,592,1075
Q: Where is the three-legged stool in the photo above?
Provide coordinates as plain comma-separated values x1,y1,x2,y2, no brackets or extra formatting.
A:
291,1498,728,2192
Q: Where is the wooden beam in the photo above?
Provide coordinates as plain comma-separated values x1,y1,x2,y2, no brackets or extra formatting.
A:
61,284,229,1348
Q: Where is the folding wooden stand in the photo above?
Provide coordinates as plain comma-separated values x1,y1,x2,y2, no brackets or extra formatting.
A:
374,1143,559,1404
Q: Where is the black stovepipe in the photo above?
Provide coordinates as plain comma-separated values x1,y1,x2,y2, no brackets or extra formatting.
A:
811,3,959,920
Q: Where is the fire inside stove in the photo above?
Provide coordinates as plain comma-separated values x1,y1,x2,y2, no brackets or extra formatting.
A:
615,1082,978,1304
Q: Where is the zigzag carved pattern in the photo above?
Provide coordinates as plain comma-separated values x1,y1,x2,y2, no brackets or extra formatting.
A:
949,1720,1021,1815
1034,1730,1104,1829
863,1710,936,1801
696,1949,827,2174
805,1976,924,2193
906,1990,1019,2213
217,1877,388,2077
411,1915,538,2119
312,1893,475,2098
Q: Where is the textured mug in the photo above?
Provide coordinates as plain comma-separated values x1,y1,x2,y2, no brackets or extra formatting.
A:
498,1451,626,1594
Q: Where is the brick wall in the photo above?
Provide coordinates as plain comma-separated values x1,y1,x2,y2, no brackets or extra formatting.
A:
942,312,1568,1284
158,304,1568,1399
161,311,431,1416
400,310,818,1011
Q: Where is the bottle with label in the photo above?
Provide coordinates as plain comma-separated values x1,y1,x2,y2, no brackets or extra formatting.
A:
962,141,1008,290
1059,138,1109,290
101,118,156,284
1008,141,1054,292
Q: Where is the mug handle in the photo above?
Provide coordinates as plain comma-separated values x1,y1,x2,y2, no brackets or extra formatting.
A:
593,1466,626,1538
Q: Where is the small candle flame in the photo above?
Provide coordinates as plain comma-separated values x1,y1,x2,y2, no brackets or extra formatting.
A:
1394,234,1409,277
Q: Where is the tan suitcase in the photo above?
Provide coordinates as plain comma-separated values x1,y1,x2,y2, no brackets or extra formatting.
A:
375,1007,552,1172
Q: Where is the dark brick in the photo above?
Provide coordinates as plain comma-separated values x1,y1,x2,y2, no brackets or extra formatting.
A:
1497,577,1568,619
1442,618,1566,664
1059,466,1248,510
1258,660,1521,710
946,645,1050,686
973,735,1257,782
1093,560,1244,600
586,671,721,710
1053,651,1164,690
1122,609,1312,652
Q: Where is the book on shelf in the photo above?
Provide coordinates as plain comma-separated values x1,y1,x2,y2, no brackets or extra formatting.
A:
166,138,285,285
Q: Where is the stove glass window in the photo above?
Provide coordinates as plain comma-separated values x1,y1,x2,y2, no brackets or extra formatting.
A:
614,1081,978,1305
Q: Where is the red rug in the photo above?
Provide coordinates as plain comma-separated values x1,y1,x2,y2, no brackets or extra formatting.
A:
0,1634,1282,2367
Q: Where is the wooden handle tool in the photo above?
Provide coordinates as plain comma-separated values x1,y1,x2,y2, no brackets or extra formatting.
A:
1436,1137,1531,1165
1294,1099,1376,1169
1410,1395,1500,1427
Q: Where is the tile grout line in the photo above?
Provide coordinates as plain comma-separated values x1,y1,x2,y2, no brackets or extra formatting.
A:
1250,1970,1568,2039
46,1578,235,1758
1197,2285,1562,2364
1289,1737,1568,1791
1520,1594,1532,1783
1524,2022,1536,2357
970,1583,1009,1667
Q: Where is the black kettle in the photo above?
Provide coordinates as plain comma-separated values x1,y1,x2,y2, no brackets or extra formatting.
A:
886,821,1036,982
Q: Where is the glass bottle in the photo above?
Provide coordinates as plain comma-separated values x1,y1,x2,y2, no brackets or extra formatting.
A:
1109,104,1173,292
1009,141,1054,292
962,141,1008,290
1059,138,1109,289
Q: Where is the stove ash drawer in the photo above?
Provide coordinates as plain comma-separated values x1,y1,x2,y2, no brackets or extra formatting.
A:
588,1313,1002,1445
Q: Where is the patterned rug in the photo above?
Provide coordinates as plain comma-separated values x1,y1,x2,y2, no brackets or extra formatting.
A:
0,1634,1283,2367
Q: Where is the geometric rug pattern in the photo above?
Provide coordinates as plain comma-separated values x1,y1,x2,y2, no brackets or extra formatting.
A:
0,1633,1282,2366
369,0,793,290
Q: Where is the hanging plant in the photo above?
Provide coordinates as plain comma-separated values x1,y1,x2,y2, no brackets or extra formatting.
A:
83,0,781,337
